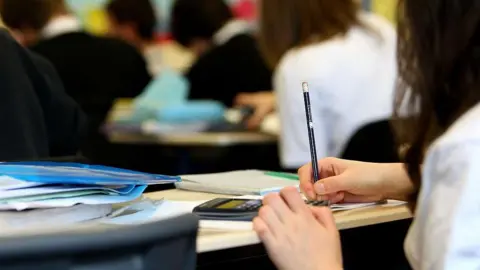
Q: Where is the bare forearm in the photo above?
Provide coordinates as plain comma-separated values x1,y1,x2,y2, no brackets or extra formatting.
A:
379,163,416,201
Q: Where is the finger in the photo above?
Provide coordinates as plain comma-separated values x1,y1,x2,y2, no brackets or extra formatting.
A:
253,216,276,247
316,192,345,204
258,205,283,237
298,164,316,199
314,175,347,195
311,207,337,231
280,187,308,214
263,193,293,222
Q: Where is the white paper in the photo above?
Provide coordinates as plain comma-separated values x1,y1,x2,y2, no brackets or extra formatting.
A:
0,204,112,230
0,175,44,190
102,199,254,231
236,195,406,211
200,220,253,231
0,185,147,211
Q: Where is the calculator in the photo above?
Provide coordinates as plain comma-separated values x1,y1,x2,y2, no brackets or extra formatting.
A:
192,198,329,221
192,198,262,221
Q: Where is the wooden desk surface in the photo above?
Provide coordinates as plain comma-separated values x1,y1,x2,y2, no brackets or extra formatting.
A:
107,130,277,146
145,190,412,253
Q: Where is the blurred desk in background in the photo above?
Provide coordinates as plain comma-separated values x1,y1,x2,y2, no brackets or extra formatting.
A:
107,131,276,147
105,98,277,147
102,99,280,176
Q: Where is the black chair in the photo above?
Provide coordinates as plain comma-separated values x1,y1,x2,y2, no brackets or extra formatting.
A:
341,119,400,163
0,214,199,270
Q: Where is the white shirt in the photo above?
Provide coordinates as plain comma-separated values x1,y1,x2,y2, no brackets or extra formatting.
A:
275,12,397,168
212,19,251,46
41,15,82,39
405,102,480,269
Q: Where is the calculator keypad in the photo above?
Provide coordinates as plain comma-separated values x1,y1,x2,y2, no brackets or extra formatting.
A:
235,200,261,211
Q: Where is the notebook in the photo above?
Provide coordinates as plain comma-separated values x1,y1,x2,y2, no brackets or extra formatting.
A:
176,170,299,196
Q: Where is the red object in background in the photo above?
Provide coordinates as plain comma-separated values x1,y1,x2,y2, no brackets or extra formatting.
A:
156,0,257,43
231,0,256,21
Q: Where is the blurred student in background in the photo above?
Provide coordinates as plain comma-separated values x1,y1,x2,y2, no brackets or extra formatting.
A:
106,0,162,76
251,0,397,169
0,28,85,160
1,0,151,164
171,0,272,107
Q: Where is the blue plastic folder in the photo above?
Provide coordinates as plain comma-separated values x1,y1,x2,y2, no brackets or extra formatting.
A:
0,162,181,186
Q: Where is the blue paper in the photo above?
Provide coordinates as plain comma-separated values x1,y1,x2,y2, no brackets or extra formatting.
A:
155,101,225,123
0,162,181,185
129,69,189,123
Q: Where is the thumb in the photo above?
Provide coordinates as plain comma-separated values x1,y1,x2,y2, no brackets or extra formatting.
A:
314,175,348,195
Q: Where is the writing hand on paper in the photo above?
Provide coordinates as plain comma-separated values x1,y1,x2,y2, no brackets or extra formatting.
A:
298,158,392,203
253,187,342,270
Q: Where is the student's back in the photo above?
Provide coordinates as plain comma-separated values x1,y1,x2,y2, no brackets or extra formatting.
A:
171,0,272,107
30,31,151,161
31,32,151,129
0,29,85,160
186,32,272,107
276,13,397,168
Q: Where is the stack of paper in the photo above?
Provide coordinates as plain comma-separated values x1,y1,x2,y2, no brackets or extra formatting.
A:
177,170,299,196
0,162,181,228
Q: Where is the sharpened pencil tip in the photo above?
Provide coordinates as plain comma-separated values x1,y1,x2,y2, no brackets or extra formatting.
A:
302,82,309,92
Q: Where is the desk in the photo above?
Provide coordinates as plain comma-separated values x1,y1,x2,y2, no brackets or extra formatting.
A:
108,131,277,147
145,189,412,253
105,99,277,147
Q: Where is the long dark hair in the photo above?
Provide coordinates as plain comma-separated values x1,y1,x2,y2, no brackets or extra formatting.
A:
258,0,362,69
394,0,480,211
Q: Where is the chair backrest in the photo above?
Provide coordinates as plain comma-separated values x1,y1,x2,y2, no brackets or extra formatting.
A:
341,119,400,163
0,214,199,270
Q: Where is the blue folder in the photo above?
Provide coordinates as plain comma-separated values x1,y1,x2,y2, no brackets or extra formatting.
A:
0,162,181,186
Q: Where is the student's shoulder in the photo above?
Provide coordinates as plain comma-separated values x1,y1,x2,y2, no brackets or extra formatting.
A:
429,103,480,160
358,12,397,45
223,33,257,48
97,36,142,56
276,43,335,81
0,28,22,54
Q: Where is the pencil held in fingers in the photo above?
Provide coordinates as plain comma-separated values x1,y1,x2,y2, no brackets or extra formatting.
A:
302,81,327,204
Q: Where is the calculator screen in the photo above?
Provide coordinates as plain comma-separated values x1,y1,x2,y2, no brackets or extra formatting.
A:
216,200,245,209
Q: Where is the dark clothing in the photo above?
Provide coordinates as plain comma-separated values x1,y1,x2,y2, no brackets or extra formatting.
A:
29,32,151,162
0,30,85,160
186,34,272,107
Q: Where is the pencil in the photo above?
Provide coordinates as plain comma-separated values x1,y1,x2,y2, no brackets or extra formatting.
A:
302,82,320,184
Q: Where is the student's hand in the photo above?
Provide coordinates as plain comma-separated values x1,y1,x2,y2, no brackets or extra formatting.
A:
254,187,343,270
234,91,275,129
298,158,414,203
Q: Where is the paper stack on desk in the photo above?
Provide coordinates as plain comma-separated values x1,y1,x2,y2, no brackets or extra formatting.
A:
177,170,299,196
0,162,181,230
101,197,406,231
